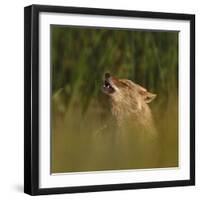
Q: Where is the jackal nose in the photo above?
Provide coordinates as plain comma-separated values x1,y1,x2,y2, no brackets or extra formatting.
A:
105,72,111,79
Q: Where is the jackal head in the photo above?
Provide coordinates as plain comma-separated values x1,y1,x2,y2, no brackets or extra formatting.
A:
102,73,156,109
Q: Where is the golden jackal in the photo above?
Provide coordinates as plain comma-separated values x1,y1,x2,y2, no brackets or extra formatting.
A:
102,73,159,168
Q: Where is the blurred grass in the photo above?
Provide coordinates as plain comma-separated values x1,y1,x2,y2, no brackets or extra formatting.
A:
51,26,178,173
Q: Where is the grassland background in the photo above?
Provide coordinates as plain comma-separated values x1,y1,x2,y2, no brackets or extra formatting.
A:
51,26,178,173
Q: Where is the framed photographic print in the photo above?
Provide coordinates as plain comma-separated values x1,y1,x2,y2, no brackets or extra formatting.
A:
24,4,195,195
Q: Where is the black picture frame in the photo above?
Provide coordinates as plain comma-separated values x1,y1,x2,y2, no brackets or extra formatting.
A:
24,4,195,196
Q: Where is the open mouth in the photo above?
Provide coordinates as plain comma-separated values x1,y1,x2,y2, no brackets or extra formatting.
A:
104,80,112,89
103,79,115,94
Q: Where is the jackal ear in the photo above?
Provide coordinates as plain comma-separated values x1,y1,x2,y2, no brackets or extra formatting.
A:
144,92,157,103
137,86,156,103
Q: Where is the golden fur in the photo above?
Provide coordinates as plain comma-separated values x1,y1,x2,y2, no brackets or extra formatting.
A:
103,73,157,135
102,73,160,167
